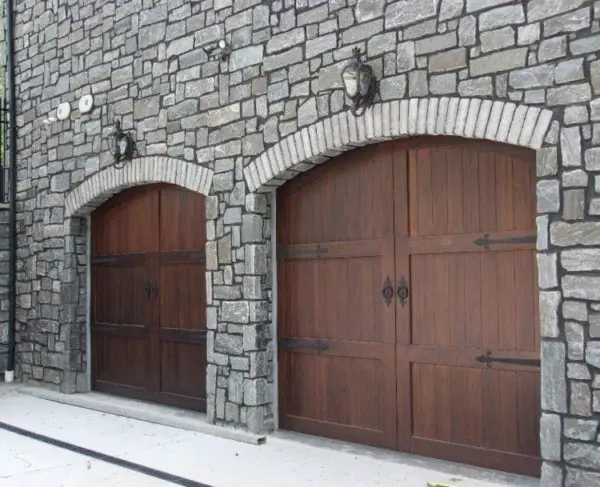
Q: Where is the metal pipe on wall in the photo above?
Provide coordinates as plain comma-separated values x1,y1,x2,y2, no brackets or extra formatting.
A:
5,0,17,382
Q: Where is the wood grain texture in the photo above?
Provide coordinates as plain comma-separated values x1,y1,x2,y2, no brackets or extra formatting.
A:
91,184,207,411
277,137,540,476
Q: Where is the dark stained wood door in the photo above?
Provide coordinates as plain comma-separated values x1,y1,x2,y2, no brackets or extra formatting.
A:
91,184,207,411
277,145,397,449
396,138,540,476
277,137,540,476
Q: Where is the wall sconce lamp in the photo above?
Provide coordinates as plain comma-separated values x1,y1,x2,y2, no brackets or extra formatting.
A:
106,120,136,168
215,39,232,61
341,47,377,117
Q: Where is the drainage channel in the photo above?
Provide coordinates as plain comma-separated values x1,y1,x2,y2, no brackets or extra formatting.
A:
0,421,213,487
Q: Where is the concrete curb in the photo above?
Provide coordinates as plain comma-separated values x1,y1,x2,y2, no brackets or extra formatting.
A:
16,385,267,446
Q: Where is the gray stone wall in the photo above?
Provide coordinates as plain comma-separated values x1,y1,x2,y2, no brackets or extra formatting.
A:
10,0,600,484
0,207,9,373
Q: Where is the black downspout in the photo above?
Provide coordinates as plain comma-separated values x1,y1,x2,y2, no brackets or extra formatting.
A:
5,0,17,381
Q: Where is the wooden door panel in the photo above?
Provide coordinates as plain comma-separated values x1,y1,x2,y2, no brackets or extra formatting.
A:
401,138,540,477
279,251,392,343
92,184,207,411
91,251,155,396
410,249,538,351
278,144,396,449
157,186,207,411
159,185,206,252
278,144,394,244
280,343,396,449
92,186,159,255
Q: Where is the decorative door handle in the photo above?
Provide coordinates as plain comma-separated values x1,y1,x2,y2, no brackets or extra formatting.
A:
382,277,394,306
397,276,409,307
145,280,158,300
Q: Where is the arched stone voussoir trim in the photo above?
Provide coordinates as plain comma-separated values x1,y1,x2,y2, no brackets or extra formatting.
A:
243,97,554,193
65,156,214,217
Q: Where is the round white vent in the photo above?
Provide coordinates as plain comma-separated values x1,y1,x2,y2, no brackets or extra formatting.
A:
56,102,71,121
79,94,94,114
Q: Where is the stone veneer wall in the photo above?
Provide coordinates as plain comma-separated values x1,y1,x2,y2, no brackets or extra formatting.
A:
0,206,9,373
10,0,600,484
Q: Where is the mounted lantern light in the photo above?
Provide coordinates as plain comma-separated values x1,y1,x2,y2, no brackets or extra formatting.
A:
341,47,377,117
106,120,136,168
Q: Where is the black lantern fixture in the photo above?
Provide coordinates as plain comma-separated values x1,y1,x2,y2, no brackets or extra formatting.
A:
106,120,136,168
341,47,377,117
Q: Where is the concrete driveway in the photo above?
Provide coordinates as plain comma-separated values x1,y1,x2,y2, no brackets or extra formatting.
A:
0,384,539,487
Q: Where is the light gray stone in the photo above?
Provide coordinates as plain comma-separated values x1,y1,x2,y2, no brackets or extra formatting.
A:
408,70,428,97
509,64,554,89
537,180,560,213
540,413,561,461
540,291,561,338
342,19,383,44
562,249,600,272
591,314,600,338
528,0,588,22
439,0,463,20
571,383,592,417
467,0,512,12
564,106,588,125
221,301,250,324
561,127,581,167
563,300,588,322
587,342,600,369
480,26,514,53
571,34,600,56
298,98,318,127
429,48,467,73
566,469,600,487
585,148,600,170
415,32,457,55
547,83,592,106
541,463,563,487
563,189,585,220
469,48,527,76
397,42,416,72
537,147,558,177
566,322,585,361
564,419,598,441
538,36,567,62
518,23,540,45
552,222,600,247
266,28,305,54
542,341,567,413
592,60,600,95
385,0,438,29
544,7,591,37
458,15,476,46
380,75,407,100
538,253,558,289
564,276,600,300
355,0,384,21
368,32,397,56
568,363,591,380
479,5,525,32
458,76,492,96
243,378,268,406
430,73,457,95
564,442,600,469
306,34,337,58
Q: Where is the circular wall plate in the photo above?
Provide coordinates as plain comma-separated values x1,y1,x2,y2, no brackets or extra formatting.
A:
79,94,94,114
56,102,71,121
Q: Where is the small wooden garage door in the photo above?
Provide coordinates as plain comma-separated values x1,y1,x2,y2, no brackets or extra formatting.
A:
91,184,207,411
277,137,540,476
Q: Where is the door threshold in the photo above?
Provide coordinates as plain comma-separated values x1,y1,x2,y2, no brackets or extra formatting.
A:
271,430,540,487
16,385,266,446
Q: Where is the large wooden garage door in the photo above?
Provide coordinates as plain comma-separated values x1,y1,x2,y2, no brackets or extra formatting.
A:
91,184,207,411
277,137,540,476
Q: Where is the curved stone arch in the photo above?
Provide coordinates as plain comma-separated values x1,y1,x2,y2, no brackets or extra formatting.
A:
243,97,554,192
65,156,214,217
